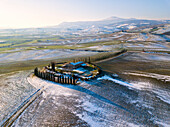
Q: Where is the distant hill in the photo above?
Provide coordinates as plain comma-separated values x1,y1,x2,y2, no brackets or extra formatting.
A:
55,16,130,29
49,16,170,35
0,16,169,37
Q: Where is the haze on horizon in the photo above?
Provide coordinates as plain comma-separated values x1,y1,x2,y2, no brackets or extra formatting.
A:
0,0,170,29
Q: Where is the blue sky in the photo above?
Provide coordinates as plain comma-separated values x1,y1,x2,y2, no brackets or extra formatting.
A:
0,0,169,28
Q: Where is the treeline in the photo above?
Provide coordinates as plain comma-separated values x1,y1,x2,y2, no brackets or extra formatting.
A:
34,67,77,85
48,49,127,64
69,49,127,63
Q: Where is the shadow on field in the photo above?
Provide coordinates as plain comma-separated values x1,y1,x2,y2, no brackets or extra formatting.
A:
53,82,131,114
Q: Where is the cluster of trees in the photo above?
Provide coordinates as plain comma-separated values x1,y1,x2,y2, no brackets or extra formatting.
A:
34,67,77,85
72,49,127,63
75,50,127,63
72,57,91,63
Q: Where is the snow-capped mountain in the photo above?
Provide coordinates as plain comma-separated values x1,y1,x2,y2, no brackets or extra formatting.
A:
1,16,169,37
51,16,170,35
55,16,131,29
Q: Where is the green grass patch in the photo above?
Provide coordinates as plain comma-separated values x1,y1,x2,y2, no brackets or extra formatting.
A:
0,43,11,47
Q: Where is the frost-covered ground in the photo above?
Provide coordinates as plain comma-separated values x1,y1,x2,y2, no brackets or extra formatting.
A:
125,41,170,50
97,52,170,127
0,71,36,124
153,24,170,34
11,75,150,127
120,33,170,42
87,45,120,51
0,51,170,127
11,66,170,127
13,31,170,48
0,49,97,63
7,52,170,127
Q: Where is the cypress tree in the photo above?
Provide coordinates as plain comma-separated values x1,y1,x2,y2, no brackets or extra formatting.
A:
62,76,64,83
49,73,51,80
40,72,42,78
53,75,55,82
42,72,44,79
67,76,69,84
64,76,66,83
51,74,54,81
44,72,46,79
46,73,48,80
57,76,59,83
50,73,52,81
43,73,45,79
37,71,39,77
73,75,75,85
34,67,38,76
48,73,50,80
59,75,61,83
70,77,72,84
51,62,55,71
68,77,70,84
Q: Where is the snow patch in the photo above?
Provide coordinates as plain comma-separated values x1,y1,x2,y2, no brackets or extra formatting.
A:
124,72,170,82
155,120,170,127
97,75,133,88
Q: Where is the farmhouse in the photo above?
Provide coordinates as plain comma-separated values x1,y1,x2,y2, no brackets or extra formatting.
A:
63,61,86,69
34,60,100,85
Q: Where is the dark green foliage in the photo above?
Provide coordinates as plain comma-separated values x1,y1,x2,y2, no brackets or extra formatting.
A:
51,62,55,71
34,67,38,76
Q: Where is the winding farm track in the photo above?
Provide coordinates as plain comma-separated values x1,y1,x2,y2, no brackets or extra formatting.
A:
1,74,44,127
95,49,127,63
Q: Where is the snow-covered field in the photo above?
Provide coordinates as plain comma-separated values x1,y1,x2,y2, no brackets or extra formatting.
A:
0,41,170,127
125,52,170,62
96,52,170,127
10,75,136,127
124,33,170,42
0,71,36,124
10,65,169,127
0,51,169,126
87,45,120,50
153,24,170,34
0,49,98,63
